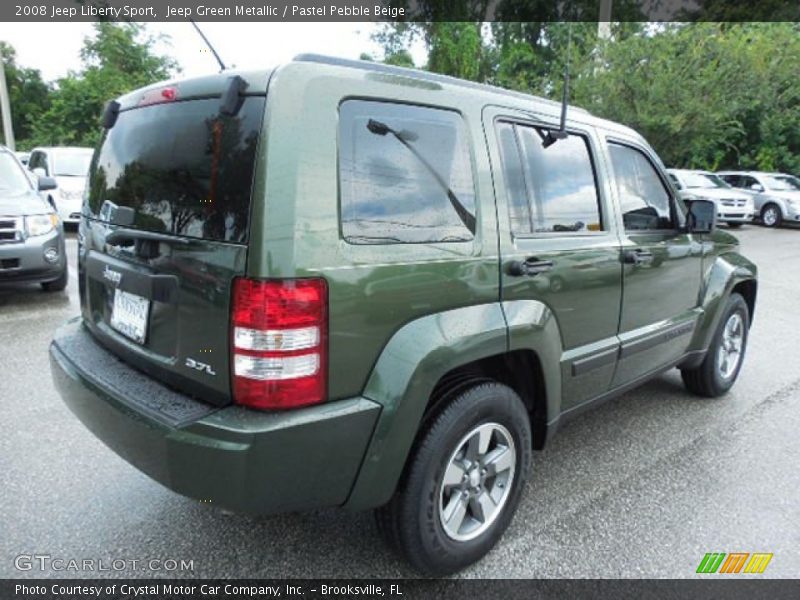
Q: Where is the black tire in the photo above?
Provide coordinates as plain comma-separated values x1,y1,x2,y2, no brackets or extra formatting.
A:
375,382,532,576
760,204,782,228
681,293,749,397
41,266,68,292
727,222,743,229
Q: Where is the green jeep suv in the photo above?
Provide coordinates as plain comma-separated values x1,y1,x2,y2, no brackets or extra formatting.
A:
50,55,757,575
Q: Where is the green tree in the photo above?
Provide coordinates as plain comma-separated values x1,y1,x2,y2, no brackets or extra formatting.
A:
384,49,416,68
30,22,178,148
0,42,51,148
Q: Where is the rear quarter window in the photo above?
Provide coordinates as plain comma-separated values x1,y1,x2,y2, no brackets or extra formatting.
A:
338,100,476,244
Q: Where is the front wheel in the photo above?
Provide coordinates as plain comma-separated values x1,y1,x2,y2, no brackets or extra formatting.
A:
681,293,749,397
375,382,532,576
761,204,782,228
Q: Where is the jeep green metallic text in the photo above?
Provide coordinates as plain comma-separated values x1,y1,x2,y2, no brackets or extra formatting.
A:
49,55,757,576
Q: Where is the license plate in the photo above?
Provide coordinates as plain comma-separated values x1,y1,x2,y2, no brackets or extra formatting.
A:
110,290,150,344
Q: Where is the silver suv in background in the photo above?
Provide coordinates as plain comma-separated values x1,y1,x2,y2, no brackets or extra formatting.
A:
28,146,93,227
0,146,68,291
667,169,753,228
717,171,800,228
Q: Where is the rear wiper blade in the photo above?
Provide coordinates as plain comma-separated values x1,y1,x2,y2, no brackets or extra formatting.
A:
366,119,476,234
105,228,193,247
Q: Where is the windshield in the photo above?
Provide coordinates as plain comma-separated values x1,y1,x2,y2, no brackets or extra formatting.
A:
680,172,728,189
765,175,800,191
53,150,93,177
0,152,33,194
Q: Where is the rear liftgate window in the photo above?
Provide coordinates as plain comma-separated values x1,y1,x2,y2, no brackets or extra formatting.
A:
338,100,477,244
87,96,266,243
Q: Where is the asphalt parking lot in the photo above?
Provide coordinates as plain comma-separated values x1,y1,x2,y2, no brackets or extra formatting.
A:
1,225,798,579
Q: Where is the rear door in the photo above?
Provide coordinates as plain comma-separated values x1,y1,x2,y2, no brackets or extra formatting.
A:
486,108,622,411
79,83,267,406
604,138,703,387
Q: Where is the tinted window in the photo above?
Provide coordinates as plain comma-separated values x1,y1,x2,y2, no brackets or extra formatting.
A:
339,100,476,244
608,143,675,231
86,97,265,243
497,123,602,234
29,152,45,173
496,122,531,232
668,173,682,189
740,176,758,189
720,174,740,188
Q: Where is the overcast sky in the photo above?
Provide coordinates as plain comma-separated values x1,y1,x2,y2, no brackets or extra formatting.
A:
0,22,428,82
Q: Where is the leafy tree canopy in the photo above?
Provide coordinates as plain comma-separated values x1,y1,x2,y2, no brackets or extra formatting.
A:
10,22,178,149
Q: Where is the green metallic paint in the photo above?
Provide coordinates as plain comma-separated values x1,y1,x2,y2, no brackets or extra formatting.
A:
53,58,759,516
344,303,509,510
80,233,248,407
687,243,757,354
247,62,502,403
51,334,381,514
502,299,563,427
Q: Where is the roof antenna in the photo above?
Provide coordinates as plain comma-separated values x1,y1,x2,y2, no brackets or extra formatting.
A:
543,23,572,148
190,20,227,72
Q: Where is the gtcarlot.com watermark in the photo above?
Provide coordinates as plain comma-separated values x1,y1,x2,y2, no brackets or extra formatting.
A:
14,554,194,573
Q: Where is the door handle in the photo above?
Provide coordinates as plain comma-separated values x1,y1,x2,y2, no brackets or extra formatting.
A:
623,249,654,265
507,258,555,277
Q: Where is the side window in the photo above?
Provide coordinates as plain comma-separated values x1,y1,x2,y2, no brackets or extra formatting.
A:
338,100,476,244
39,153,49,175
28,152,40,171
741,176,759,190
668,173,683,189
608,143,675,231
496,122,531,233
496,121,602,234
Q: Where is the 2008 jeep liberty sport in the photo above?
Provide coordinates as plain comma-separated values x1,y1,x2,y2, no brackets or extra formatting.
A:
50,55,757,575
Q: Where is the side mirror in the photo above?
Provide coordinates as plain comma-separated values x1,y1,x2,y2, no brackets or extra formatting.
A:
37,176,58,191
32,167,47,178
109,205,135,227
750,183,764,192
686,199,716,234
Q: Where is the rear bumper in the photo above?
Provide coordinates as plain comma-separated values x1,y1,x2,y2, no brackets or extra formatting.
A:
50,318,381,515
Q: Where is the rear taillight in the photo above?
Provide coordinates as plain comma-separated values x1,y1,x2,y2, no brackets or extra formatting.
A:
231,278,327,410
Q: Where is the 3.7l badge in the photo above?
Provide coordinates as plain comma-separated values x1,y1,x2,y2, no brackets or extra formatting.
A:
185,357,216,376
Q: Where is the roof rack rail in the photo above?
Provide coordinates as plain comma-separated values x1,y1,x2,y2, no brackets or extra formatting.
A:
292,53,589,115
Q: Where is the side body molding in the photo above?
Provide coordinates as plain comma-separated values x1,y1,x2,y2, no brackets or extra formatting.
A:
687,250,757,357
345,299,562,511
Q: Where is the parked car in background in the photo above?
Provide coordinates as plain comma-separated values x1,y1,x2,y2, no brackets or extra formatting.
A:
0,146,68,291
717,171,800,228
15,151,30,167
667,169,753,228
28,146,93,227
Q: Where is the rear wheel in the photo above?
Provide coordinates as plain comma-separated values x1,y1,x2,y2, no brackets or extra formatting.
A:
41,266,68,292
681,293,749,397
761,204,782,228
375,382,532,576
